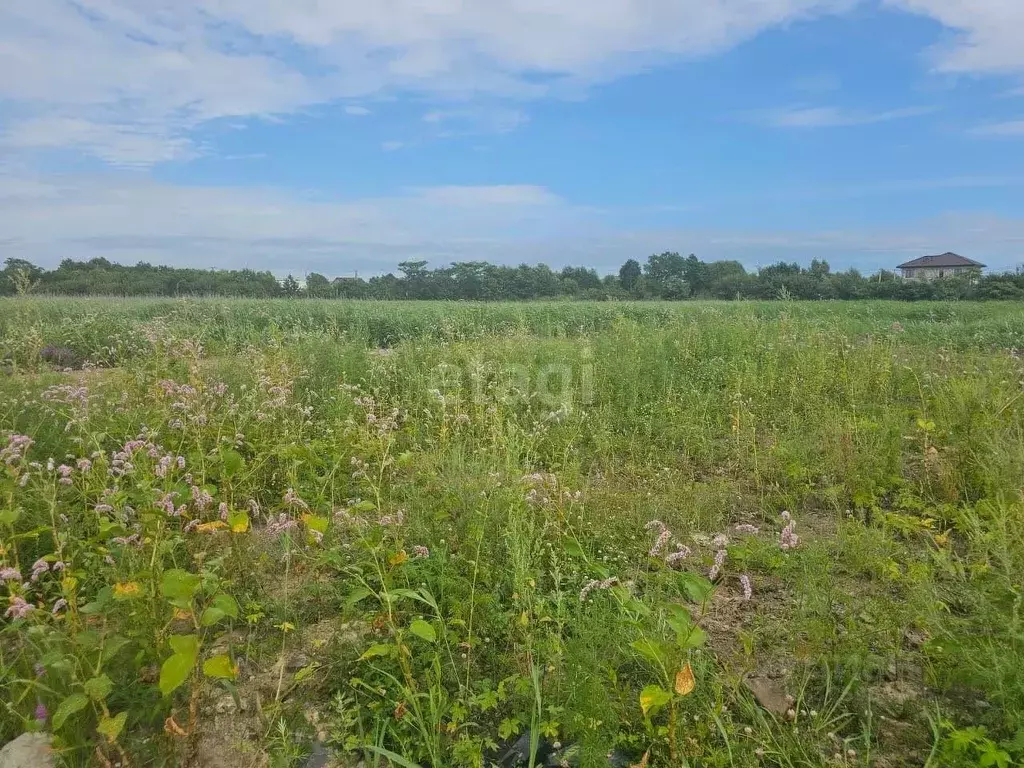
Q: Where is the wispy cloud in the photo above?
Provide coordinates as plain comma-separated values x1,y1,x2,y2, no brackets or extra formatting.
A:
381,141,408,151
422,107,529,135
756,105,937,128
345,106,371,116
970,119,1024,137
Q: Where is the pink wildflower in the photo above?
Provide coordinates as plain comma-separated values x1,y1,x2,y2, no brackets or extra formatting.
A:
779,512,800,550
30,559,50,581
734,524,760,535
665,547,691,569
708,549,727,581
740,574,753,601
5,596,34,619
0,567,21,581
649,527,672,557
51,598,68,615
412,545,430,559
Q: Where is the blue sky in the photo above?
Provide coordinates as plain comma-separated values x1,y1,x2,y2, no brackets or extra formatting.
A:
2,0,1024,276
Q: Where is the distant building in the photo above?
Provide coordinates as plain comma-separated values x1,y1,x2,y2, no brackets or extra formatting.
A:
897,252,986,280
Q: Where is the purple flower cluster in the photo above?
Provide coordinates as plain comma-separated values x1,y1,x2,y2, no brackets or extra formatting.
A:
1,434,33,466
266,513,298,537
5,596,34,619
708,549,727,581
779,511,800,550
412,545,430,559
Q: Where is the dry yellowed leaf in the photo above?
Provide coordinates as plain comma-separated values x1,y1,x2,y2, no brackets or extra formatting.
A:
675,662,696,696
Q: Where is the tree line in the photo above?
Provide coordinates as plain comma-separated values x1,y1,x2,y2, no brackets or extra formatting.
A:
3,254,1023,301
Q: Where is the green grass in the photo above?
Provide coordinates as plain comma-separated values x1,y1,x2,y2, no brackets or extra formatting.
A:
1,298,1024,767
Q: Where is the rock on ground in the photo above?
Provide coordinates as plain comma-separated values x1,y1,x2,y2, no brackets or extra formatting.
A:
0,733,54,768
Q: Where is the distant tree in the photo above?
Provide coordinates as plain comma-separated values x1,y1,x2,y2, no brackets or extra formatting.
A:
2,258,44,296
619,259,642,293
282,274,300,296
306,272,331,298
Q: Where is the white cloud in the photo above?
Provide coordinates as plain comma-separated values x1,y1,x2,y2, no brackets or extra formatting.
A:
1,0,1022,168
422,107,529,135
758,105,936,128
345,106,372,116
970,120,1024,137
884,0,1024,74
412,185,559,207
1,169,1021,275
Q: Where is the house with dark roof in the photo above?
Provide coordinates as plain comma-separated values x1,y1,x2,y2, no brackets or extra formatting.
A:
897,252,986,280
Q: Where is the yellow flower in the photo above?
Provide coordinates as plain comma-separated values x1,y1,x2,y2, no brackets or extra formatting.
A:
196,521,228,533
113,581,141,599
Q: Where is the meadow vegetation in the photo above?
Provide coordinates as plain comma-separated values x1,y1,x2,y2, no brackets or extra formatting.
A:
2,297,1024,767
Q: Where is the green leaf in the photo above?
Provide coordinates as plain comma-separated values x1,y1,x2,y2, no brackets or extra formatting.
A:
161,569,201,602
52,693,89,730
227,511,249,533
665,603,694,636
678,572,715,604
220,448,245,477
83,674,113,702
200,607,226,626
631,638,669,667
409,619,437,643
159,652,196,696
680,626,708,650
97,711,128,743
359,643,394,661
294,663,320,683
202,654,238,680
561,537,584,558
0,507,21,525
364,745,424,768
344,586,374,608
306,515,329,534
212,592,239,618
639,685,672,717
102,635,130,663
168,634,200,656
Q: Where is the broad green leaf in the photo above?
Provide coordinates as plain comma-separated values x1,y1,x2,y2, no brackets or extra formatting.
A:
228,511,249,533
409,619,437,643
345,587,374,608
200,607,226,626
102,635,130,662
220,448,245,477
631,638,668,666
52,693,89,730
97,711,128,743
305,515,329,534
159,652,196,695
161,569,201,602
680,626,708,650
561,537,584,557
83,674,113,702
351,500,376,513
665,603,694,638
210,593,239,619
0,507,21,525
168,634,199,656
359,643,394,661
639,685,672,717
678,573,715,604
202,654,238,680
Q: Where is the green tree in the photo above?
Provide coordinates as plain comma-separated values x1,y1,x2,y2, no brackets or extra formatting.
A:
306,272,331,298
619,259,642,293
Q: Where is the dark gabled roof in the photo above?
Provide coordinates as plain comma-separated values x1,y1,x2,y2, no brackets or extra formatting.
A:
897,252,986,269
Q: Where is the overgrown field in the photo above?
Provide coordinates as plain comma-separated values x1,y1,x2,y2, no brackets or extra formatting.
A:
2,298,1024,767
